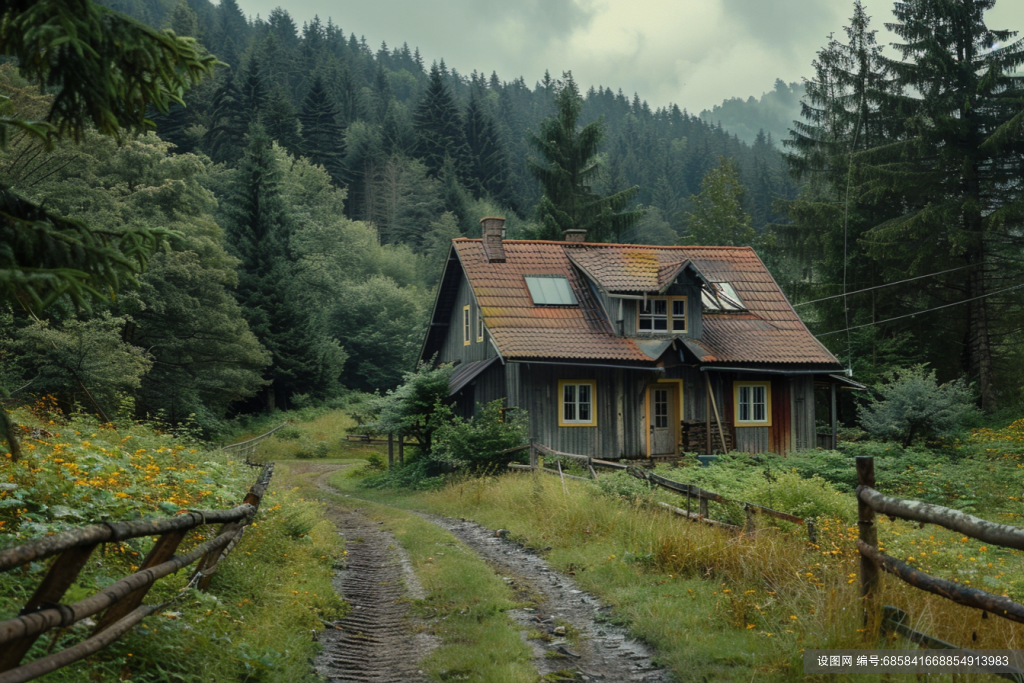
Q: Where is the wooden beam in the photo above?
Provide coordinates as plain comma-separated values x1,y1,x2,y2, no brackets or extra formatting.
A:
831,383,838,450
858,485,1024,551
658,502,738,530
856,456,880,617
858,540,1024,624
705,374,726,454
0,544,96,672
94,530,186,633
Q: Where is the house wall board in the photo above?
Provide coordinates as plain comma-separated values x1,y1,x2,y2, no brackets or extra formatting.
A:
517,364,655,458
439,278,493,365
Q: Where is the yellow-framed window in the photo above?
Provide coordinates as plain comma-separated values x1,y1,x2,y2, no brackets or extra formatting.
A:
558,380,597,427
733,381,772,426
476,307,484,342
637,296,687,334
462,305,471,345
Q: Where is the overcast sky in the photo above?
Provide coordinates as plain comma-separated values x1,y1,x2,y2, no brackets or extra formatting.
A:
233,0,1024,112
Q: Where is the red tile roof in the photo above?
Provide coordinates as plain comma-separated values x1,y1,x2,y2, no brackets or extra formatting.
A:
451,239,841,367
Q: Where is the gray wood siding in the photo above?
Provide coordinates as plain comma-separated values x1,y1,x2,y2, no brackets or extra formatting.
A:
791,375,816,451
735,427,770,454
516,364,655,458
473,362,506,412
663,366,726,422
438,278,493,365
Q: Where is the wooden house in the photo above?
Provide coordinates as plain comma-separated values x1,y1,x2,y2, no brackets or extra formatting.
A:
420,218,857,458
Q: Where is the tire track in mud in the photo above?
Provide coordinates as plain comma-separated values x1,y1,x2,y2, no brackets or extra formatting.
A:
315,507,429,683
309,465,666,682
416,513,671,683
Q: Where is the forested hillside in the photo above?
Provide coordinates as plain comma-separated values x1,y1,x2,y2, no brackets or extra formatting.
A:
102,0,794,243
2,0,1022,436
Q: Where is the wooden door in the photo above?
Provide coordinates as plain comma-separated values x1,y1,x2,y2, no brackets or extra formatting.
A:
648,384,677,456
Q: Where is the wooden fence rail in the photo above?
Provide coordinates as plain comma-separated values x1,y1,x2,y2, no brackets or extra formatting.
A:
221,422,288,463
518,442,809,537
856,455,1024,650
0,457,274,682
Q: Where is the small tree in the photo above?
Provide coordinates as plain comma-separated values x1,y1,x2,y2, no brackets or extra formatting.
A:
682,157,754,246
858,365,980,447
432,401,527,470
370,362,453,452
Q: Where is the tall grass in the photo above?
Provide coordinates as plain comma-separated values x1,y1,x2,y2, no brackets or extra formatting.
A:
420,472,1024,681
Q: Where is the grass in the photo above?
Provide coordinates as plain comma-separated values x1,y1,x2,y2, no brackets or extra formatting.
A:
283,460,538,682
232,410,390,462
0,404,345,683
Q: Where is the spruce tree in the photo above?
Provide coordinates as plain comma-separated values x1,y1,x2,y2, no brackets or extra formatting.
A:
464,94,512,205
856,0,1024,409
528,74,642,242
299,74,344,181
682,158,754,246
225,125,342,406
413,63,471,179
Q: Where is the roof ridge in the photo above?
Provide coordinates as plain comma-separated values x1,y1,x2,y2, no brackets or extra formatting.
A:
454,238,755,251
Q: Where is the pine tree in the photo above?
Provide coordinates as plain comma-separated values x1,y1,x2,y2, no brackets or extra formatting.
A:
299,74,344,180
682,158,754,246
464,94,512,205
413,63,471,179
528,74,642,242
225,125,342,406
262,86,302,156
165,0,198,37
855,0,1024,410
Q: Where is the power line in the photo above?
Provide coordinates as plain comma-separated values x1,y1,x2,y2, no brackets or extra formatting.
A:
793,263,979,307
816,282,1024,337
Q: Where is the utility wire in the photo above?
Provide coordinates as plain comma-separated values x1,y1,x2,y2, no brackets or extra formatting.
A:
816,282,1024,337
793,263,979,307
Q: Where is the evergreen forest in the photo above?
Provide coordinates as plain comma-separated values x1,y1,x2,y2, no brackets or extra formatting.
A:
2,0,1023,434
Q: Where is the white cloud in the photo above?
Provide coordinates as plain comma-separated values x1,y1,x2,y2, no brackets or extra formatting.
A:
232,0,1024,110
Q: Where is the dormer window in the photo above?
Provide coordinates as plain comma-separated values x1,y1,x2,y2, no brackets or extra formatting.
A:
638,297,687,334
702,282,746,311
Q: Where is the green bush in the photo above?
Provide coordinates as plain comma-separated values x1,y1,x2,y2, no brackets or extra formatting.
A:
859,365,980,446
295,440,328,459
596,470,654,503
274,426,301,440
431,401,528,470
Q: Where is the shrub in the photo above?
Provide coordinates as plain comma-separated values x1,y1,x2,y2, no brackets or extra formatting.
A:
274,426,301,440
431,401,528,470
295,440,328,459
858,365,980,447
369,362,454,451
596,470,654,503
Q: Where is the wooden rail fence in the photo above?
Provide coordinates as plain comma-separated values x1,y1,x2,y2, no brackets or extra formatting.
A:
510,441,812,539
0,460,274,682
856,455,1024,678
221,422,288,463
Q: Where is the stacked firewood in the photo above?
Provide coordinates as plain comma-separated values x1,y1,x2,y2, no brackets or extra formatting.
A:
680,419,734,453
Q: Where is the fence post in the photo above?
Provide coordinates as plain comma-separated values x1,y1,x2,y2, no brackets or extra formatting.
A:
387,433,394,467
0,544,97,672
807,518,817,544
699,495,709,519
744,504,756,534
95,530,188,633
856,456,880,627
398,435,405,465
529,438,537,468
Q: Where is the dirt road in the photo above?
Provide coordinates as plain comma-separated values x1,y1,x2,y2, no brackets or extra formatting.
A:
289,461,668,682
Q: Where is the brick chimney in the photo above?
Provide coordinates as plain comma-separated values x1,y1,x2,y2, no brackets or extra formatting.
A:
564,229,587,243
480,217,506,263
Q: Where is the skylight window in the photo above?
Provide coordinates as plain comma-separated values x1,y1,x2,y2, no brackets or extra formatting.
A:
702,282,746,311
525,276,578,306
